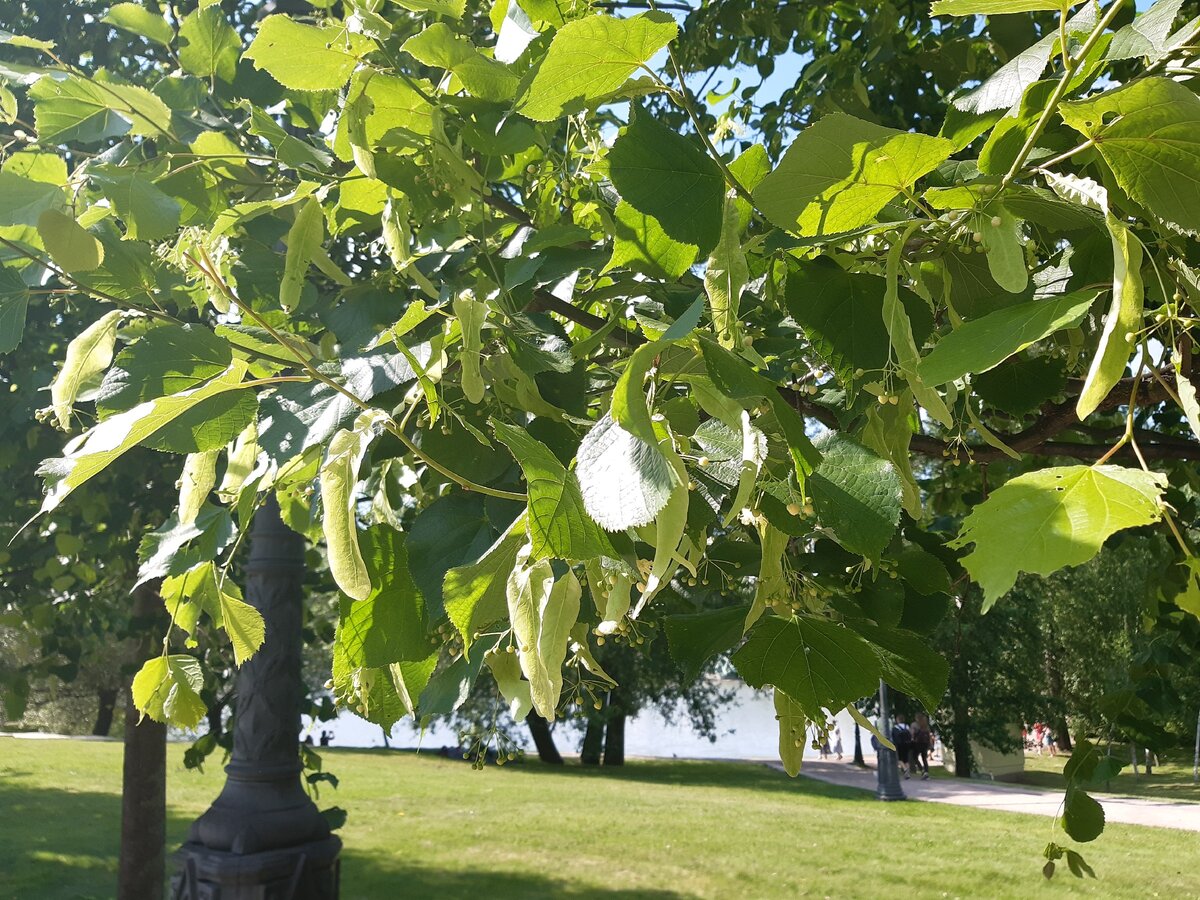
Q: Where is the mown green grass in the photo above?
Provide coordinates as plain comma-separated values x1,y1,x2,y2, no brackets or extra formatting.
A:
1,737,1198,899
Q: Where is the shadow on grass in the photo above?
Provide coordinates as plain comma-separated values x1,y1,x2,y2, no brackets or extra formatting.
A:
340,852,689,899
0,778,691,899
324,745,876,803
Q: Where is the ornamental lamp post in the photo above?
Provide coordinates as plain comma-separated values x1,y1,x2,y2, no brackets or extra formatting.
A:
876,680,906,802
173,497,341,899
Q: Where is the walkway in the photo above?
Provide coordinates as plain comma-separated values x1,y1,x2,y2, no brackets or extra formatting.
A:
770,759,1200,832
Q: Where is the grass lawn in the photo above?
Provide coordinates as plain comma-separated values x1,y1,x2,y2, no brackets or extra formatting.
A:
2,738,1199,899
1011,749,1200,803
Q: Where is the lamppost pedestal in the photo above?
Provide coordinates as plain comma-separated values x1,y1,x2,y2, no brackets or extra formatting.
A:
876,680,907,802
173,498,341,899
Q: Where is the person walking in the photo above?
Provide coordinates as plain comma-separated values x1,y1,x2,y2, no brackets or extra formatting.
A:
892,714,912,779
833,724,843,761
911,713,932,780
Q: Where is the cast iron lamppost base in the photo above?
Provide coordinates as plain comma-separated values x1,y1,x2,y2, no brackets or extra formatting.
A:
876,680,907,802
173,498,341,899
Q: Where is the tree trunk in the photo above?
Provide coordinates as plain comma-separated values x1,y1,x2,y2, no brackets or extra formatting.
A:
1042,640,1073,751
204,698,224,739
603,711,625,766
93,687,118,737
852,722,865,767
525,712,562,764
117,582,166,900
580,715,604,765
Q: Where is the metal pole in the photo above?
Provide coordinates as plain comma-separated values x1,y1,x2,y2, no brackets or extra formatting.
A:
876,680,906,801
1193,707,1199,785
173,497,340,899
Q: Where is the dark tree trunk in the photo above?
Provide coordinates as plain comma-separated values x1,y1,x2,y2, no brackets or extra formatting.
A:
603,711,625,766
93,687,118,737
852,722,865,767
1055,722,1073,752
117,582,166,900
525,712,562,764
1042,639,1073,751
951,709,972,778
580,715,604,766
205,701,223,739
948,592,973,778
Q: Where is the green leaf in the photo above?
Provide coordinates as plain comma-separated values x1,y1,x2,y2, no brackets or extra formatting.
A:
245,15,371,92
0,267,30,355
785,259,932,386
809,433,902,562
281,197,324,313
732,615,881,719
137,504,235,586
417,641,491,718
1065,849,1097,879
1108,0,1184,62
1174,351,1200,442
1061,78,1200,234
931,0,1067,14
851,622,949,712
0,27,55,51
696,337,821,479
774,688,807,777
131,654,207,729
178,5,241,83
664,603,751,681
102,3,174,46
94,172,181,241
951,465,1167,608
40,361,250,515
977,206,1027,294
452,293,486,403
705,197,748,349
406,493,494,617
336,526,429,667
883,237,953,427
953,5,1095,115
49,310,123,430
394,0,466,16
608,113,725,255
604,200,697,279
485,646,532,721
163,562,265,666
754,113,952,236
516,12,678,121
36,209,104,272
894,547,951,596
918,290,1097,386
402,24,518,102
30,75,172,144
0,83,16,124
0,171,63,226
444,513,527,654
1063,789,1105,843
1077,216,1143,420
508,556,580,721
95,323,256,453
974,355,1067,415
179,450,219,526
492,420,615,561
320,410,388,602
576,412,676,532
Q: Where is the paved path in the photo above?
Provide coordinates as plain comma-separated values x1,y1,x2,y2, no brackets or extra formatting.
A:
770,759,1200,832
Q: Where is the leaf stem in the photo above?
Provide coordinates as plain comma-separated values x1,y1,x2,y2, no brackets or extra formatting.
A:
187,249,526,502
1001,0,1125,191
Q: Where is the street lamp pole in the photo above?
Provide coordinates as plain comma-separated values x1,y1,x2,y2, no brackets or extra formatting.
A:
876,680,906,802
173,497,341,898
